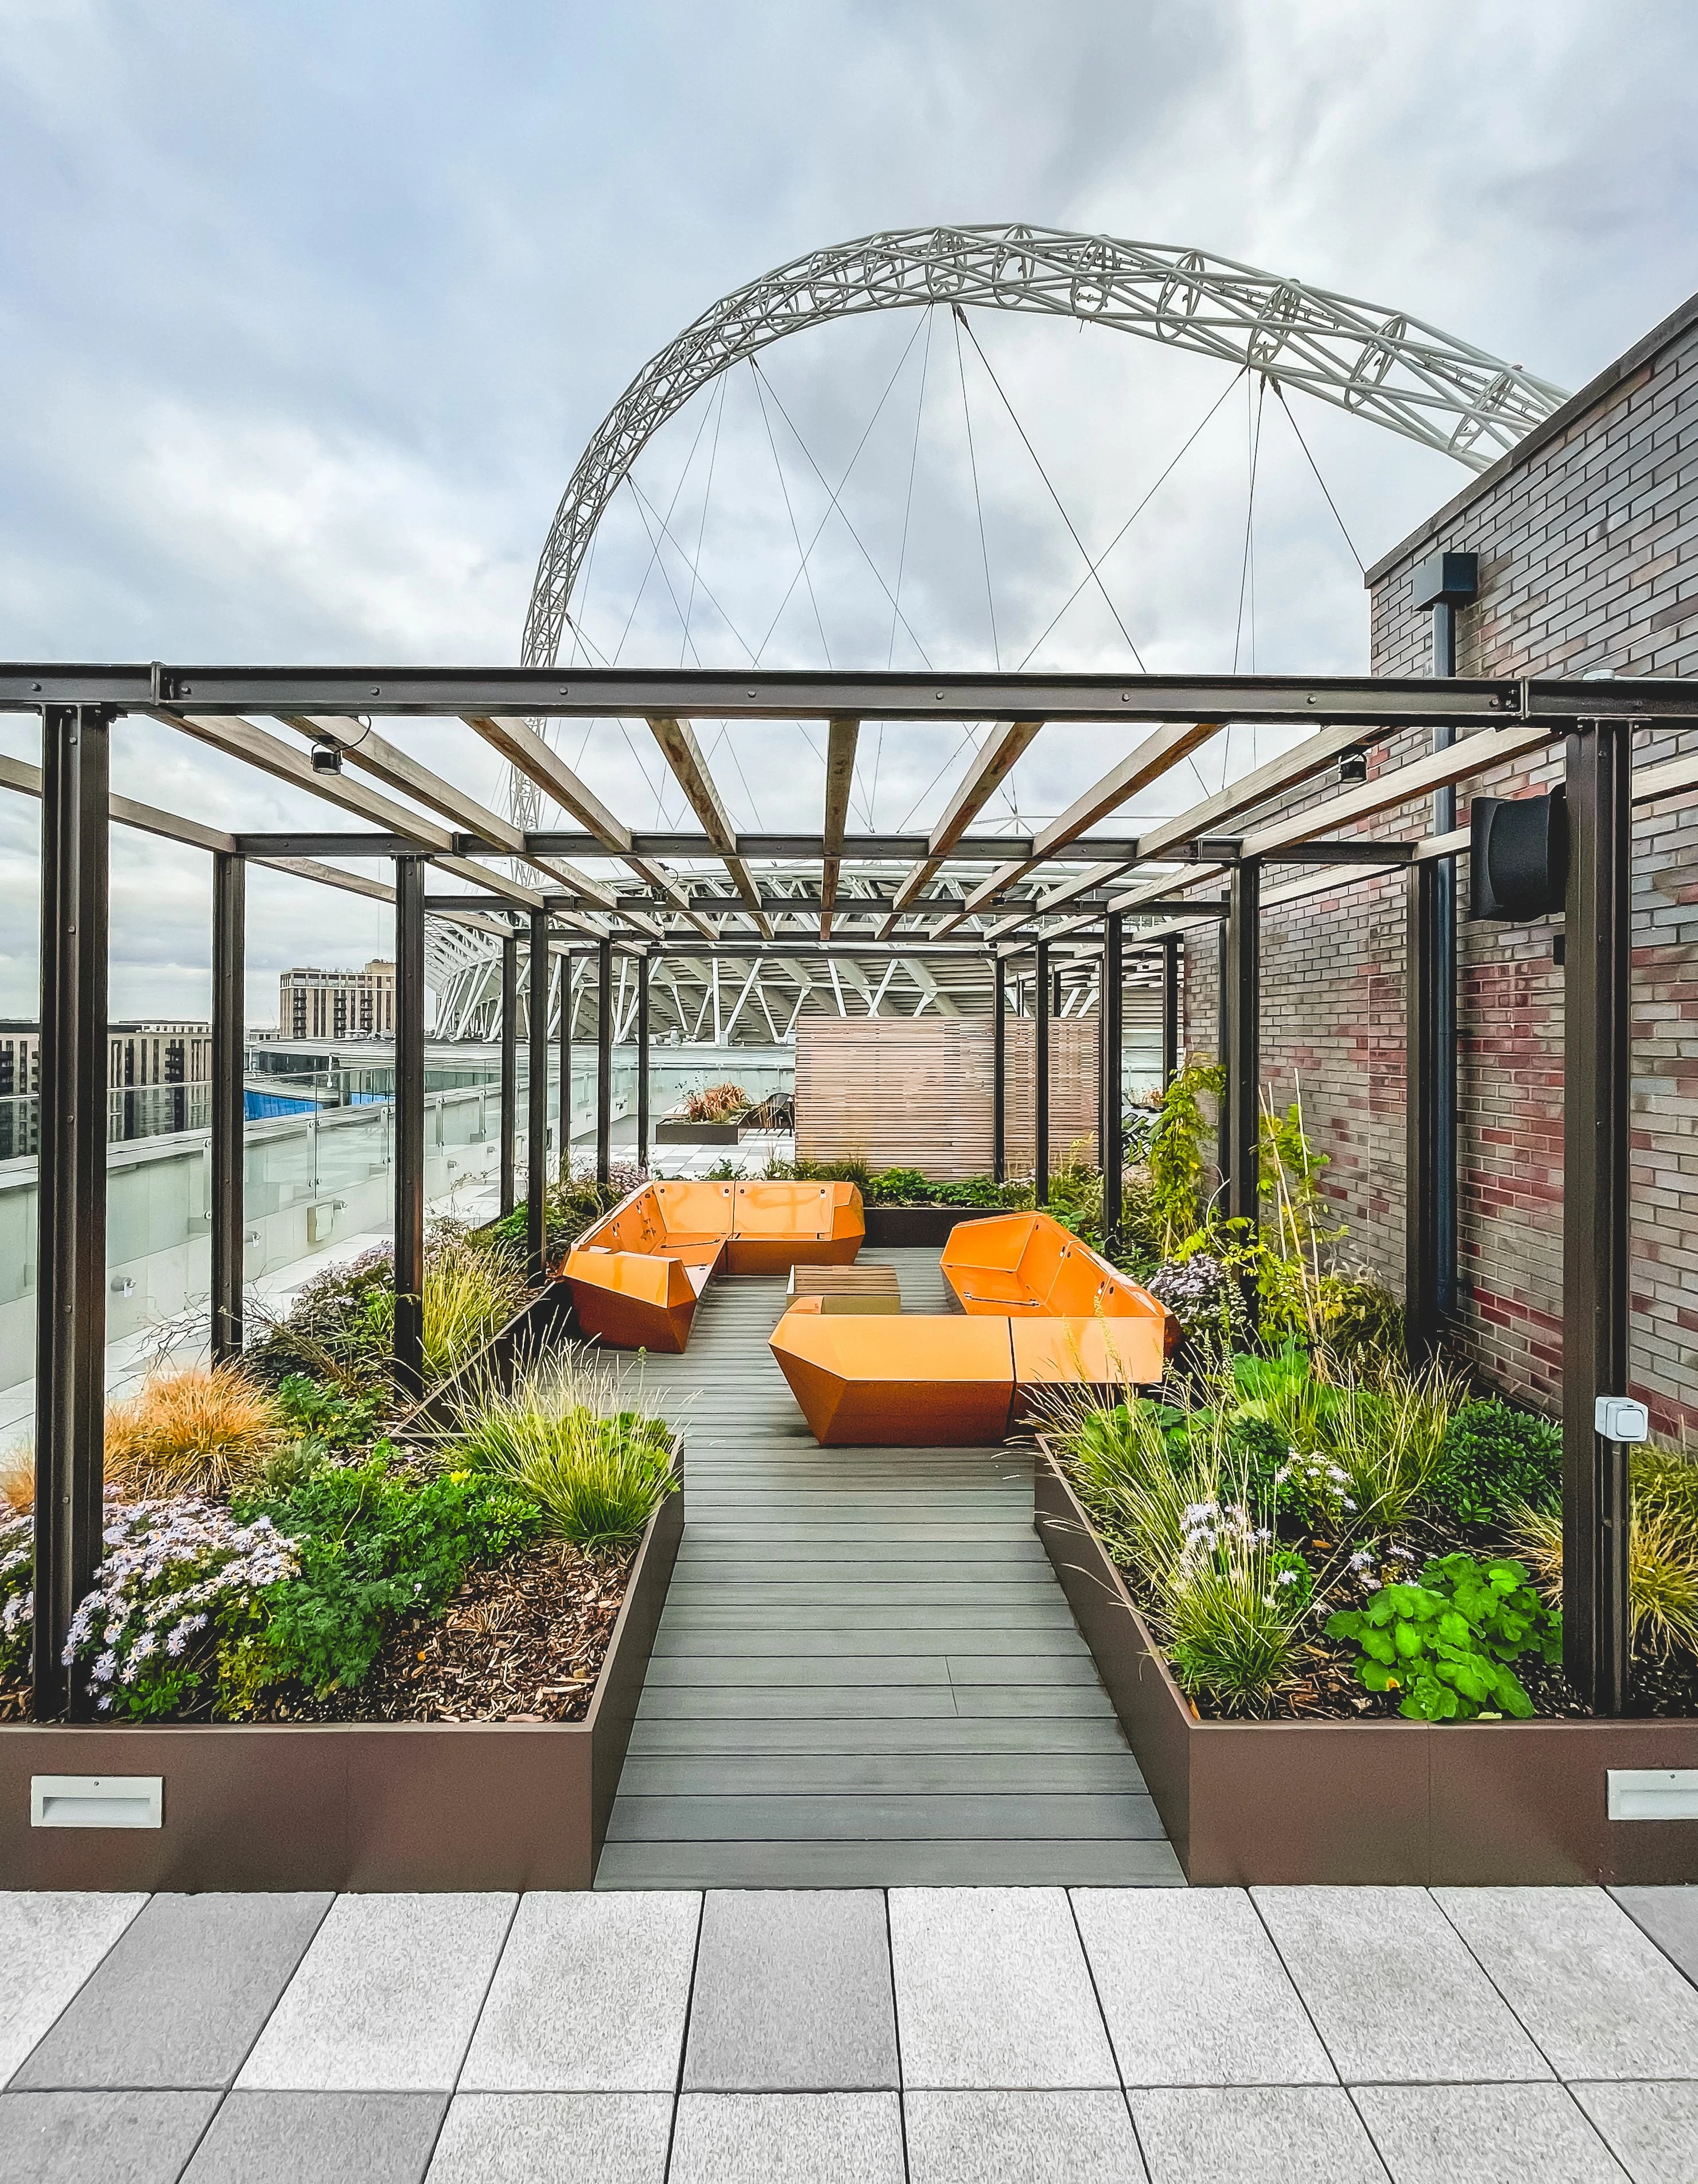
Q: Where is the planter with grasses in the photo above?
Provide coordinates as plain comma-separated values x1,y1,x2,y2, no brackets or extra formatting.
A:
0,1227,682,1889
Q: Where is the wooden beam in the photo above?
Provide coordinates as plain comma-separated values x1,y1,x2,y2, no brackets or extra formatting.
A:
150,709,457,850
279,713,525,850
819,716,858,939
878,720,1043,931
937,721,1221,933
1240,719,1553,861
0,749,242,855
647,714,771,934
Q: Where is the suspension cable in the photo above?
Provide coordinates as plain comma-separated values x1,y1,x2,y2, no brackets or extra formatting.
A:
606,386,721,667
1231,375,1267,674
952,306,1000,668
1269,377,1365,572
1016,365,1244,668
749,358,834,666
955,306,1144,670
875,306,938,827
681,373,731,662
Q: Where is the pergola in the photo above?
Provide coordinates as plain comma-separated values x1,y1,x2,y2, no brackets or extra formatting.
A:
9,660,1698,1724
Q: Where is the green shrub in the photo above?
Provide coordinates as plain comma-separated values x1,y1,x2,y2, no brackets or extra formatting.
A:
454,1360,675,1550
1323,1275,1406,1369
1509,1442,1698,1660
244,1247,396,1388
275,1374,381,1451
226,1451,542,1704
1429,1397,1562,1526
1325,1552,1560,1721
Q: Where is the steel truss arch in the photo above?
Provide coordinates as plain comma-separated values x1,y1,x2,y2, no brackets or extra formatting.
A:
523,223,1567,686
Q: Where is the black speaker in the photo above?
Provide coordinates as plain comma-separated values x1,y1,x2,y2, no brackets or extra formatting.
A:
1470,790,1567,921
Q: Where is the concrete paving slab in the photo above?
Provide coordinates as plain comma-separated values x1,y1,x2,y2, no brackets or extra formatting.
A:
1610,1889,1698,1991
905,2090,1146,2183
1435,1887,1698,2081
1074,1889,1335,2087
236,1894,515,2092
181,2091,446,2183
425,2093,671,2183
13,1893,331,2091
0,1890,146,2087
1350,2082,1625,2184
682,1891,896,2091
0,2089,218,2184
669,2092,905,2184
460,1893,699,2093
1130,2088,1388,2184
1253,1887,1550,2084
888,1887,1118,2089
1571,2081,1698,2184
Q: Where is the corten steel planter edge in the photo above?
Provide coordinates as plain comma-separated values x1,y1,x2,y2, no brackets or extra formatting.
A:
0,1476,683,1895
864,1205,980,1248
1035,1446,1698,1886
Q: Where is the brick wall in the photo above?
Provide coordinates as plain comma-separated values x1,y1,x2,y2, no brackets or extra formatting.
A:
1183,288,1698,1432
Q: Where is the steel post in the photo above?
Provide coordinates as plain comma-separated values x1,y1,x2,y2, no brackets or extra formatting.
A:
558,952,572,1181
1215,926,1232,1200
596,935,612,1185
1432,599,1460,1315
1563,720,1633,1715
636,953,651,1173
992,956,1006,1185
499,932,517,1217
33,704,111,1720
1035,938,1051,1205
393,856,426,1400
1161,934,1180,1085
1405,861,1443,1361
210,851,246,1362
527,908,549,1283
1225,860,1261,1236
1102,912,1124,1252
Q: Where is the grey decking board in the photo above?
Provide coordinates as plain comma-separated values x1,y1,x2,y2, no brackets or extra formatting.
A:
594,1251,1175,1887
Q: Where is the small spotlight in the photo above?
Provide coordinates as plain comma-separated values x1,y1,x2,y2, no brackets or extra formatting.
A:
310,741,343,776
1338,746,1369,786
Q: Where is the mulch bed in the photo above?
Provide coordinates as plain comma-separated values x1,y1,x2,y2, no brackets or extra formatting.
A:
0,1540,636,1728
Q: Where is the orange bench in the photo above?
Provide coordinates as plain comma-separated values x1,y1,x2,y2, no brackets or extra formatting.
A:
769,1210,1171,1445
561,1179,864,1352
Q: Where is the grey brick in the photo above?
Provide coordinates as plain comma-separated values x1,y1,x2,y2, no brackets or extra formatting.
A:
682,1891,895,2092
0,2089,217,2184
182,2091,445,2183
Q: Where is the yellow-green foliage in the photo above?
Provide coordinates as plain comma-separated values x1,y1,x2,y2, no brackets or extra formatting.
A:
454,1355,674,1550
1510,1442,1698,1659
104,1364,284,1498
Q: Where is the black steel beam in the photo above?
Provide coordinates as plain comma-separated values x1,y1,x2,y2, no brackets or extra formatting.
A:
1102,912,1124,1252
210,850,245,1362
637,955,651,1173
558,950,573,1181
1563,719,1633,1716
33,705,111,1720
1162,936,1180,1084
527,907,549,1283
15,661,1691,725
1405,860,1444,1363
393,856,426,1400
1035,938,1051,1206
1225,861,1261,1237
499,935,518,1218
596,936,613,1184
1215,927,1231,1198
992,957,1006,1186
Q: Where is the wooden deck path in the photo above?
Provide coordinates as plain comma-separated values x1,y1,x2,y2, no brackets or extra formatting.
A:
595,1247,1182,1887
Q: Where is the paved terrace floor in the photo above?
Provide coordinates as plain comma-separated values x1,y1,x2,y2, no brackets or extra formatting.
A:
4,1883,1698,2181
597,1247,1178,1887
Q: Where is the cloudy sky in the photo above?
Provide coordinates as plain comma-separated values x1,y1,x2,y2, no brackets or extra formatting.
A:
2,0,1694,1023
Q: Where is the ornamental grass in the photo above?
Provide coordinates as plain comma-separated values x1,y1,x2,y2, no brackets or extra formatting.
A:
103,1363,285,1500
454,1355,674,1551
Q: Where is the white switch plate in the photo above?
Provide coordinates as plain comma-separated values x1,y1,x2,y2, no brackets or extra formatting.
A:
1607,1769,1698,1821
30,1775,163,1829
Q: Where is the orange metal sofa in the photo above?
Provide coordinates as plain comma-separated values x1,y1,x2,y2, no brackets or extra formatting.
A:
561,1179,864,1352
769,1209,1171,1445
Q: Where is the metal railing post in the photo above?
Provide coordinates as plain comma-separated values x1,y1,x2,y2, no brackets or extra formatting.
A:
992,953,1006,1185
211,850,245,1362
1102,912,1124,1252
637,953,651,1173
596,935,613,1184
1405,860,1443,1361
499,931,517,1217
1563,718,1633,1715
558,952,572,1181
1161,934,1180,1085
1035,938,1050,1205
527,908,549,1282
393,856,426,1400
33,703,112,1720
1225,859,1261,1266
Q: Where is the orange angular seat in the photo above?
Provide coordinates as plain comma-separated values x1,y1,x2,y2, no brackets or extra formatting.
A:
561,1178,864,1352
771,1210,1172,1446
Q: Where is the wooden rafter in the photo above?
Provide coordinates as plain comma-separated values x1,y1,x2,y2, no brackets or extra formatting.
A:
818,715,858,939
877,719,1043,934
647,714,772,935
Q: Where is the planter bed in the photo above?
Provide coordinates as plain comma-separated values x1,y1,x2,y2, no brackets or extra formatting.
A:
0,1480,681,1892
1035,1449,1698,1886
654,1115,753,1144
863,1204,980,1248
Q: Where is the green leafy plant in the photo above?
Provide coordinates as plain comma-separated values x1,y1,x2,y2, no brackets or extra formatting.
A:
1429,1398,1562,1526
454,1357,675,1550
1325,1553,1560,1721
224,1451,542,1706
1147,1054,1222,1252
244,1245,397,1388
274,1374,380,1451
